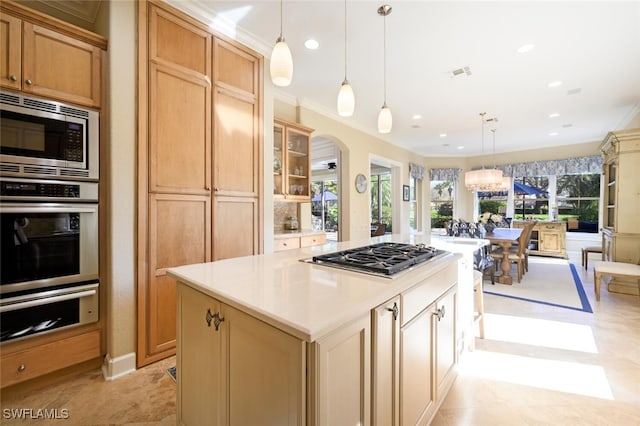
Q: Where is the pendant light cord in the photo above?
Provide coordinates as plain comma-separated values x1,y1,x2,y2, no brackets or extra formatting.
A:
480,112,486,169
344,0,348,81
279,0,283,39
383,9,387,105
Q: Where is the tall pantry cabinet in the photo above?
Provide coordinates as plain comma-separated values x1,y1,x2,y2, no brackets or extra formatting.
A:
600,128,640,296
137,0,263,366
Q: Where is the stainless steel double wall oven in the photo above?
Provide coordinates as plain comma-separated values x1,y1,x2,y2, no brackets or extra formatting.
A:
0,92,100,342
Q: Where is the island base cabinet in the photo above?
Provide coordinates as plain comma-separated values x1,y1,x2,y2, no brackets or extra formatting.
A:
177,284,305,426
307,314,371,426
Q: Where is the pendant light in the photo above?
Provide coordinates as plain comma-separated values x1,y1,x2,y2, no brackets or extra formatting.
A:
377,4,392,133
337,0,355,116
270,0,293,87
464,112,504,191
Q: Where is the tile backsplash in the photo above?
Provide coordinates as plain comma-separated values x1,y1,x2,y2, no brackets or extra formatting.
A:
274,202,298,231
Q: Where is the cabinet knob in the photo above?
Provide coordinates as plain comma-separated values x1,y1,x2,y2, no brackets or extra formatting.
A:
17,364,26,373
205,186,211,191
10,75,17,81
432,305,445,321
214,187,220,192
25,79,32,85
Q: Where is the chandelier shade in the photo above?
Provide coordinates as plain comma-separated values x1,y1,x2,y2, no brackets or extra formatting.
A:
337,80,355,116
464,168,504,191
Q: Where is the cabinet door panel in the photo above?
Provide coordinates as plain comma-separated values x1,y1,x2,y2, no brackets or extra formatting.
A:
436,290,456,399
213,89,258,195
540,231,560,252
372,297,400,426
226,305,304,426
22,22,100,107
0,13,21,90
214,38,259,96
213,196,258,260
178,285,222,425
400,308,434,425
144,194,211,360
149,63,211,193
313,314,371,426
149,4,211,76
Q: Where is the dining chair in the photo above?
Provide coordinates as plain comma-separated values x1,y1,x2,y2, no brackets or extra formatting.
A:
371,223,386,237
490,225,530,283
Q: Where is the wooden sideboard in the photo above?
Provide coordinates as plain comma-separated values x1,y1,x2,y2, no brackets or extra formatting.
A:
513,221,567,259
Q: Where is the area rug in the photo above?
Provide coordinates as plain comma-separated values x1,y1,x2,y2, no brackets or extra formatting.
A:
483,257,593,313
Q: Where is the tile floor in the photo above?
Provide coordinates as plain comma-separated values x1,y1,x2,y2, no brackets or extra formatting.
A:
1,248,639,425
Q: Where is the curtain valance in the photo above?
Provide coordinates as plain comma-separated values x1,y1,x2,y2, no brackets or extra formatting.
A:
409,162,426,180
494,155,603,177
430,167,462,181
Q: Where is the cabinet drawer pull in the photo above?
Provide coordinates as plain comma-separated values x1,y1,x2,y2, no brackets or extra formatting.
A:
17,364,26,373
386,302,399,320
10,75,17,81
205,309,225,330
26,79,32,85
432,305,445,321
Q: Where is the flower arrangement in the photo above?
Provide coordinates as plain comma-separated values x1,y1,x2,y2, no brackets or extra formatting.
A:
478,212,503,225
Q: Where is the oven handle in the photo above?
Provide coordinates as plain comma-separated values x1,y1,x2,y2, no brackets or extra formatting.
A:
1,286,98,313
0,203,98,214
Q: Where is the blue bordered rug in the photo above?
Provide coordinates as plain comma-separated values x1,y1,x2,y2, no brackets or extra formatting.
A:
484,260,593,313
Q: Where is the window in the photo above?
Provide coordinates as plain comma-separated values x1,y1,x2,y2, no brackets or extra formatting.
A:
371,172,392,232
512,176,549,220
409,176,419,230
557,174,600,225
430,180,454,228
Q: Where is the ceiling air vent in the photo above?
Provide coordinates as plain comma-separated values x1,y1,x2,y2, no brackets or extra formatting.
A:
450,66,472,77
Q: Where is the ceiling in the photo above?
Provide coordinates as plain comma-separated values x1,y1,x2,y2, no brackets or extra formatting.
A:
27,1,640,158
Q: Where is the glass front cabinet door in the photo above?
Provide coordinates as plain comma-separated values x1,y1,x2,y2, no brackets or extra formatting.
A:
273,119,313,201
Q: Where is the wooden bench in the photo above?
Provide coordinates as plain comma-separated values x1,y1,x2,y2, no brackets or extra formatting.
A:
593,258,640,301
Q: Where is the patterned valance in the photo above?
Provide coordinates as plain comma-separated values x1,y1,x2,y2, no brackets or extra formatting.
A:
495,155,603,177
409,162,426,180
430,167,462,181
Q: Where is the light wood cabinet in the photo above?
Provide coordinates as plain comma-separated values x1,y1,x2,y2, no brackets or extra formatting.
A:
600,129,640,295
0,1,105,107
138,0,262,367
274,232,327,252
513,221,567,258
274,119,313,201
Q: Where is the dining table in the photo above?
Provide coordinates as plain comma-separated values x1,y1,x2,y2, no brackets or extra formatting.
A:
484,228,523,285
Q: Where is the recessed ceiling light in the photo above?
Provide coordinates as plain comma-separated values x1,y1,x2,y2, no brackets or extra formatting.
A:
562,123,573,128
548,132,558,136
516,43,535,53
411,124,421,129
442,143,450,147
549,113,560,118
439,133,447,138
304,39,319,50
567,88,582,95
457,145,464,150
547,80,563,88
412,114,422,120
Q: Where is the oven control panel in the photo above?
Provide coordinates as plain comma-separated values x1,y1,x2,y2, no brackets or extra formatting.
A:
0,178,97,202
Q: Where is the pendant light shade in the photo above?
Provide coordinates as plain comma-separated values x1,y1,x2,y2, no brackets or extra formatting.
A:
336,0,355,116
378,104,392,133
378,5,392,133
337,80,355,116
270,37,293,87
270,1,293,87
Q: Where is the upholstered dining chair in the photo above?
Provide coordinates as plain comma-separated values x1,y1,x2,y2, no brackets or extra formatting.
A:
446,220,495,284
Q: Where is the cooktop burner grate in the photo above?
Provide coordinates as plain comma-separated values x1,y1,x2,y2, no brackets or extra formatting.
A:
311,242,446,276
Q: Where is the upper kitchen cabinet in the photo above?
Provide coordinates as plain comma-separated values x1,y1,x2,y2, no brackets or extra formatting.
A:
0,1,105,108
274,118,313,202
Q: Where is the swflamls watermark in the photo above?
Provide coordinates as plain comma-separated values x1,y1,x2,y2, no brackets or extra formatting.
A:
2,408,70,420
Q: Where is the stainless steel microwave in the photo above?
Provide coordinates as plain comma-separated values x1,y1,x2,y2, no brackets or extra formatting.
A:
0,92,99,181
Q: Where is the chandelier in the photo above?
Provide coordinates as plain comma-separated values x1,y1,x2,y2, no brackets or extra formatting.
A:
464,112,504,191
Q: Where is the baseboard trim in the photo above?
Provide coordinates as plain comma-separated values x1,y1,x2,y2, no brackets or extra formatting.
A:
101,352,136,381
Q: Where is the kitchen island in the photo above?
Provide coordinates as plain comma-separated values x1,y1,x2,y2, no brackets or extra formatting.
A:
167,235,463,425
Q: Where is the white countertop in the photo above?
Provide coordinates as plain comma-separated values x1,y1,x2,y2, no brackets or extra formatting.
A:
167,234,461,342
274,229,326,238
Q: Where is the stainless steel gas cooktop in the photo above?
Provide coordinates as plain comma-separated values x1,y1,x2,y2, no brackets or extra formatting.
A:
309,242,447,277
